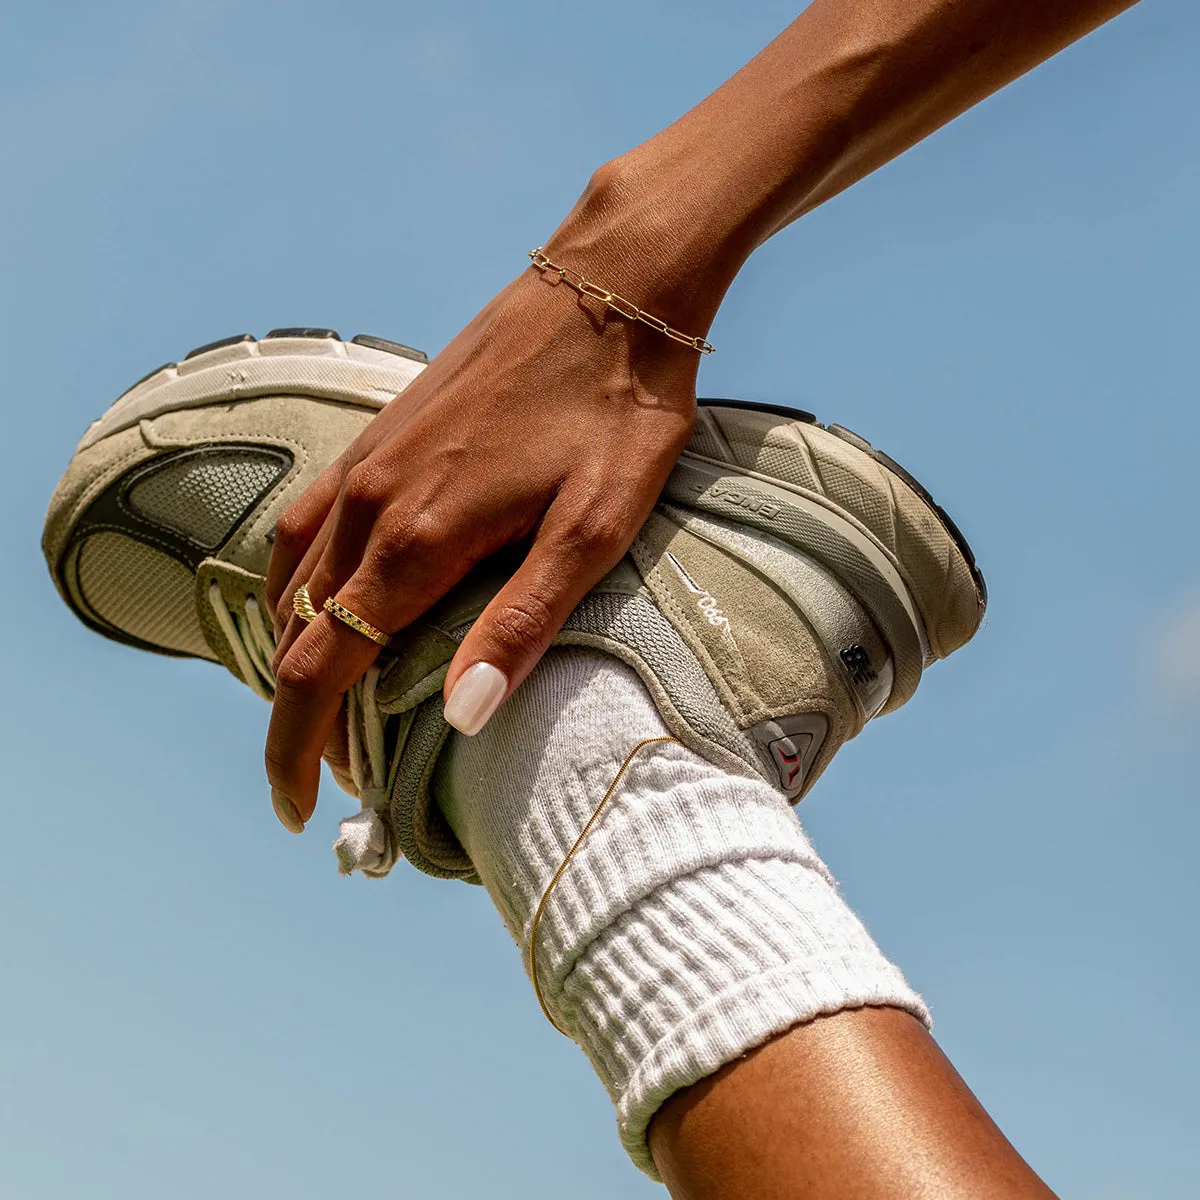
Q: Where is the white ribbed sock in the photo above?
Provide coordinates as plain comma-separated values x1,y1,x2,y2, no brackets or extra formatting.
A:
433,649,928,1178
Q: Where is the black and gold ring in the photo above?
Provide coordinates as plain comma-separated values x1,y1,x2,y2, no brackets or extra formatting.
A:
323,597,390,646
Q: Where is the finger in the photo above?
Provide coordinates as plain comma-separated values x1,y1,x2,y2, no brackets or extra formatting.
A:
323,699,357,797
265,502,501,827
270,516,342,672
266,460,343,632
271,524,335,664
442,487,638,737
266,377,437,629
266,613,383,829
270,506,393,674
271,456,396,665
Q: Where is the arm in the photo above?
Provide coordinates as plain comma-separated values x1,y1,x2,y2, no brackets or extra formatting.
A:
550,0,1137,334
262,0,1136,827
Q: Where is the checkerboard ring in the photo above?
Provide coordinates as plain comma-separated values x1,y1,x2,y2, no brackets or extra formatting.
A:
322,596,391,646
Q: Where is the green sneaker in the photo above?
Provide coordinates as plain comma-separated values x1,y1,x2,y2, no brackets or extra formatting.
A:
44,330,985,882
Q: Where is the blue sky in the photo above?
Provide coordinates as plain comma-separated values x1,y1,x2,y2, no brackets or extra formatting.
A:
1,2,1196,1196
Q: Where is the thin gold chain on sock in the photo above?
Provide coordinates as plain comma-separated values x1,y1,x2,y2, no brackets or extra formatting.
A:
529,735,679,1036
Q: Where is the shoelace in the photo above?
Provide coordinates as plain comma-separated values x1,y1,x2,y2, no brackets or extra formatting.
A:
206,582,388,796
207,584,276,701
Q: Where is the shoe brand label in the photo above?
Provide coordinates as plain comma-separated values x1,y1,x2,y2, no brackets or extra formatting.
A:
686,480,783,520
840,643,876,686
767,731,813,790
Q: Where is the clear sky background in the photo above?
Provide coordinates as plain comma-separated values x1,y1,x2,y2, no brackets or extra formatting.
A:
1,2,1196,1197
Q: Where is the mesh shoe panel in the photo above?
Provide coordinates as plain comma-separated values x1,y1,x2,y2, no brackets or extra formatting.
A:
74,531,211,657
562,590,752,763
126,450,285,549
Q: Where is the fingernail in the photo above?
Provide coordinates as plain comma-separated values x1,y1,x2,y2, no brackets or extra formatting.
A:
272,788,305,834
444,662,508,736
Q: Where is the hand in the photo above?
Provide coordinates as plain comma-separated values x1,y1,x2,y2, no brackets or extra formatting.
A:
262,166,716,830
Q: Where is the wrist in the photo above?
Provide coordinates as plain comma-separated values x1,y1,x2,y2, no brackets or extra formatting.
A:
539,154,750,339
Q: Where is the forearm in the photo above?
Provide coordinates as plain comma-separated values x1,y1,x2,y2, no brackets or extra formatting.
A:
650,1007,1059,1200
546,0,1137,332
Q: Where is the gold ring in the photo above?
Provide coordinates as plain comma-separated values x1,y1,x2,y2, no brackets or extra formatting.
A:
292,583,319,623
323,597,390,646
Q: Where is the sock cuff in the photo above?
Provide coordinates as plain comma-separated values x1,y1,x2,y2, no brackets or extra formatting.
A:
522,742,834,1005
557,854,929,1179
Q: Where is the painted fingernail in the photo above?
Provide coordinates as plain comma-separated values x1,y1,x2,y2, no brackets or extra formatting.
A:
444,662,508,736
272,788,305,834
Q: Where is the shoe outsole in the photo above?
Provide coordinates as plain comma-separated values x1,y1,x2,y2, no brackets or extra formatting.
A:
110,328,429,408
697,397,986,610
77,329,430,455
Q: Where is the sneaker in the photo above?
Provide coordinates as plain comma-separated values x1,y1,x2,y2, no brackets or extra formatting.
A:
44,330,985,880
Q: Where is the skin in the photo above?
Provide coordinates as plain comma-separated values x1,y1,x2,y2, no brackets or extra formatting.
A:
262,0,1138,1193
649,1007,1060,1200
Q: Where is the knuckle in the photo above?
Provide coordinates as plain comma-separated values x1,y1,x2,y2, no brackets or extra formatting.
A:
375,506,442,562
272,504,311,555
398,506,443,556
273,653,321,698
489,594,556,656
340,464,388,520
562,516,625,563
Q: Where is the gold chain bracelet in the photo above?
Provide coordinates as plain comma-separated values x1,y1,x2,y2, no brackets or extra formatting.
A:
527,247,715,355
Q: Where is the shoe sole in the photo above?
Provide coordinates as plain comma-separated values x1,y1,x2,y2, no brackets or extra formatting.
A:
76,328,428,453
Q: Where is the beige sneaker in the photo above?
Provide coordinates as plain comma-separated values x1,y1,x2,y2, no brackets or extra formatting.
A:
43,330,985,881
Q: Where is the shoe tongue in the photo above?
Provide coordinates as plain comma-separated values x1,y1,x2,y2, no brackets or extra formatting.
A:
373,624,460,712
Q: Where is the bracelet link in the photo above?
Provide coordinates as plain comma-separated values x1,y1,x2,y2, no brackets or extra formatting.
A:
577,279,614,303
606,294,640,321
527,246,714,355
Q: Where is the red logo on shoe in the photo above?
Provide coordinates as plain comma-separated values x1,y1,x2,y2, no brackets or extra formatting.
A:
767,731,814,792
